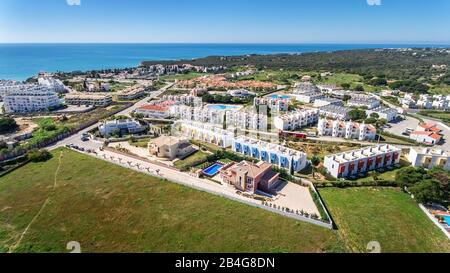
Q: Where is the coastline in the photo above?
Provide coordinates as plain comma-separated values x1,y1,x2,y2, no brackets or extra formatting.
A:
2,43,450,81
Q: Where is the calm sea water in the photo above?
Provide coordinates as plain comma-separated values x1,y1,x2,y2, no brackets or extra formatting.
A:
0,43,448,81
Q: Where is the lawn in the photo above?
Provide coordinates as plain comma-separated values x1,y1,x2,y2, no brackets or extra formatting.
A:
0,148,344,253
128,138,152,148
318,73,379,92
173,150,210,170
319,187,450,253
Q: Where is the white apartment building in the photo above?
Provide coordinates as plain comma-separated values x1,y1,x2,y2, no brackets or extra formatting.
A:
162,94,202,106
416,98,432,109
319,105,350,120
294,92,324,103
38,77,66,93
316,84,341,93
0,80,22,101
407,147,450,171
253,97,289,112
432,99,449,110
324,145,401,178
317,118,377,141
232,136,308,172
98,119,145,137
179,120,234,148
169,105,225,125
117,86,146,100
226,111,268,130
4,85,61,113
274,109,319,131
313,97,344,108
65,93,113,107
366,107,398,122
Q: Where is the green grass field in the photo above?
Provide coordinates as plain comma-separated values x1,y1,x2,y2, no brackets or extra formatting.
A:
2,149,449,253
0,148,343,253
173,150,210,170
319,187,450,253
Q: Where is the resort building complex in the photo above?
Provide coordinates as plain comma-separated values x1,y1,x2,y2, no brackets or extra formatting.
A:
170,105,225,124
220,161,280,193
274,109,319,131
3,85,61,113
65,93,113,107
407,147,450,171
317,118,377,141
324,144,401,178
232,136,308,172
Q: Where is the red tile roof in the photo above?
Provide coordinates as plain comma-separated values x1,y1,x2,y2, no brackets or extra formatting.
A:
138,105,169,112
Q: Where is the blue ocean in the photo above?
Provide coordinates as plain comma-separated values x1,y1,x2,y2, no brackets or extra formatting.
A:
0,43,448,81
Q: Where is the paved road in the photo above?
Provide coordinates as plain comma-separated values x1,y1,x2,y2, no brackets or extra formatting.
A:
48,82,174,150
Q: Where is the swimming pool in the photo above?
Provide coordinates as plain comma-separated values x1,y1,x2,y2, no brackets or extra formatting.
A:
268,94,291,99
443,215,450,226
203,163,224,177
207,104,241,110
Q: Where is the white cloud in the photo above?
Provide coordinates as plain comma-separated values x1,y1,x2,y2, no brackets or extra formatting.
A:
367,0,381,6
67,0,81,6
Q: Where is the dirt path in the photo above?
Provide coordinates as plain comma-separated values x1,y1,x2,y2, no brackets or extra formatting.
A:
7,151,64,253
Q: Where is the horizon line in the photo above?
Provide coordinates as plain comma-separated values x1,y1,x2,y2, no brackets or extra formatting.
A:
1,42,450,46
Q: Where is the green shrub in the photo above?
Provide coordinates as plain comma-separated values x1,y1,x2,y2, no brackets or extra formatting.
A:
27,149,53,163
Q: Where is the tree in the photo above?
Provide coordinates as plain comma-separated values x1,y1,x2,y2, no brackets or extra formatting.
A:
0,118,18,134
341,83,351,89
311,156,321,179
395,167,429,188
27,149,53,163
348,109,367,121
410,179,447,203
370,113,380,119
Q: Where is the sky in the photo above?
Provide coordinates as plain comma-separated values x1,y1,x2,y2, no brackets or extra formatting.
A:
0,0,449,44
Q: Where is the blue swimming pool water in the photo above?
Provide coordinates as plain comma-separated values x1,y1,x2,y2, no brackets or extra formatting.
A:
269,95,290,99
207,105,240,110
203,163,224,176
443,215,450,226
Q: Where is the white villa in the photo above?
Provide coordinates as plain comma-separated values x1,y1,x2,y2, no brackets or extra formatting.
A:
366,107,398,122
232,136,308,172
274,109,319,131
162,94,202,106
294,92,324,104
98,119,145,137
324,145,401,178
407,147,450,171
317,118,377,141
